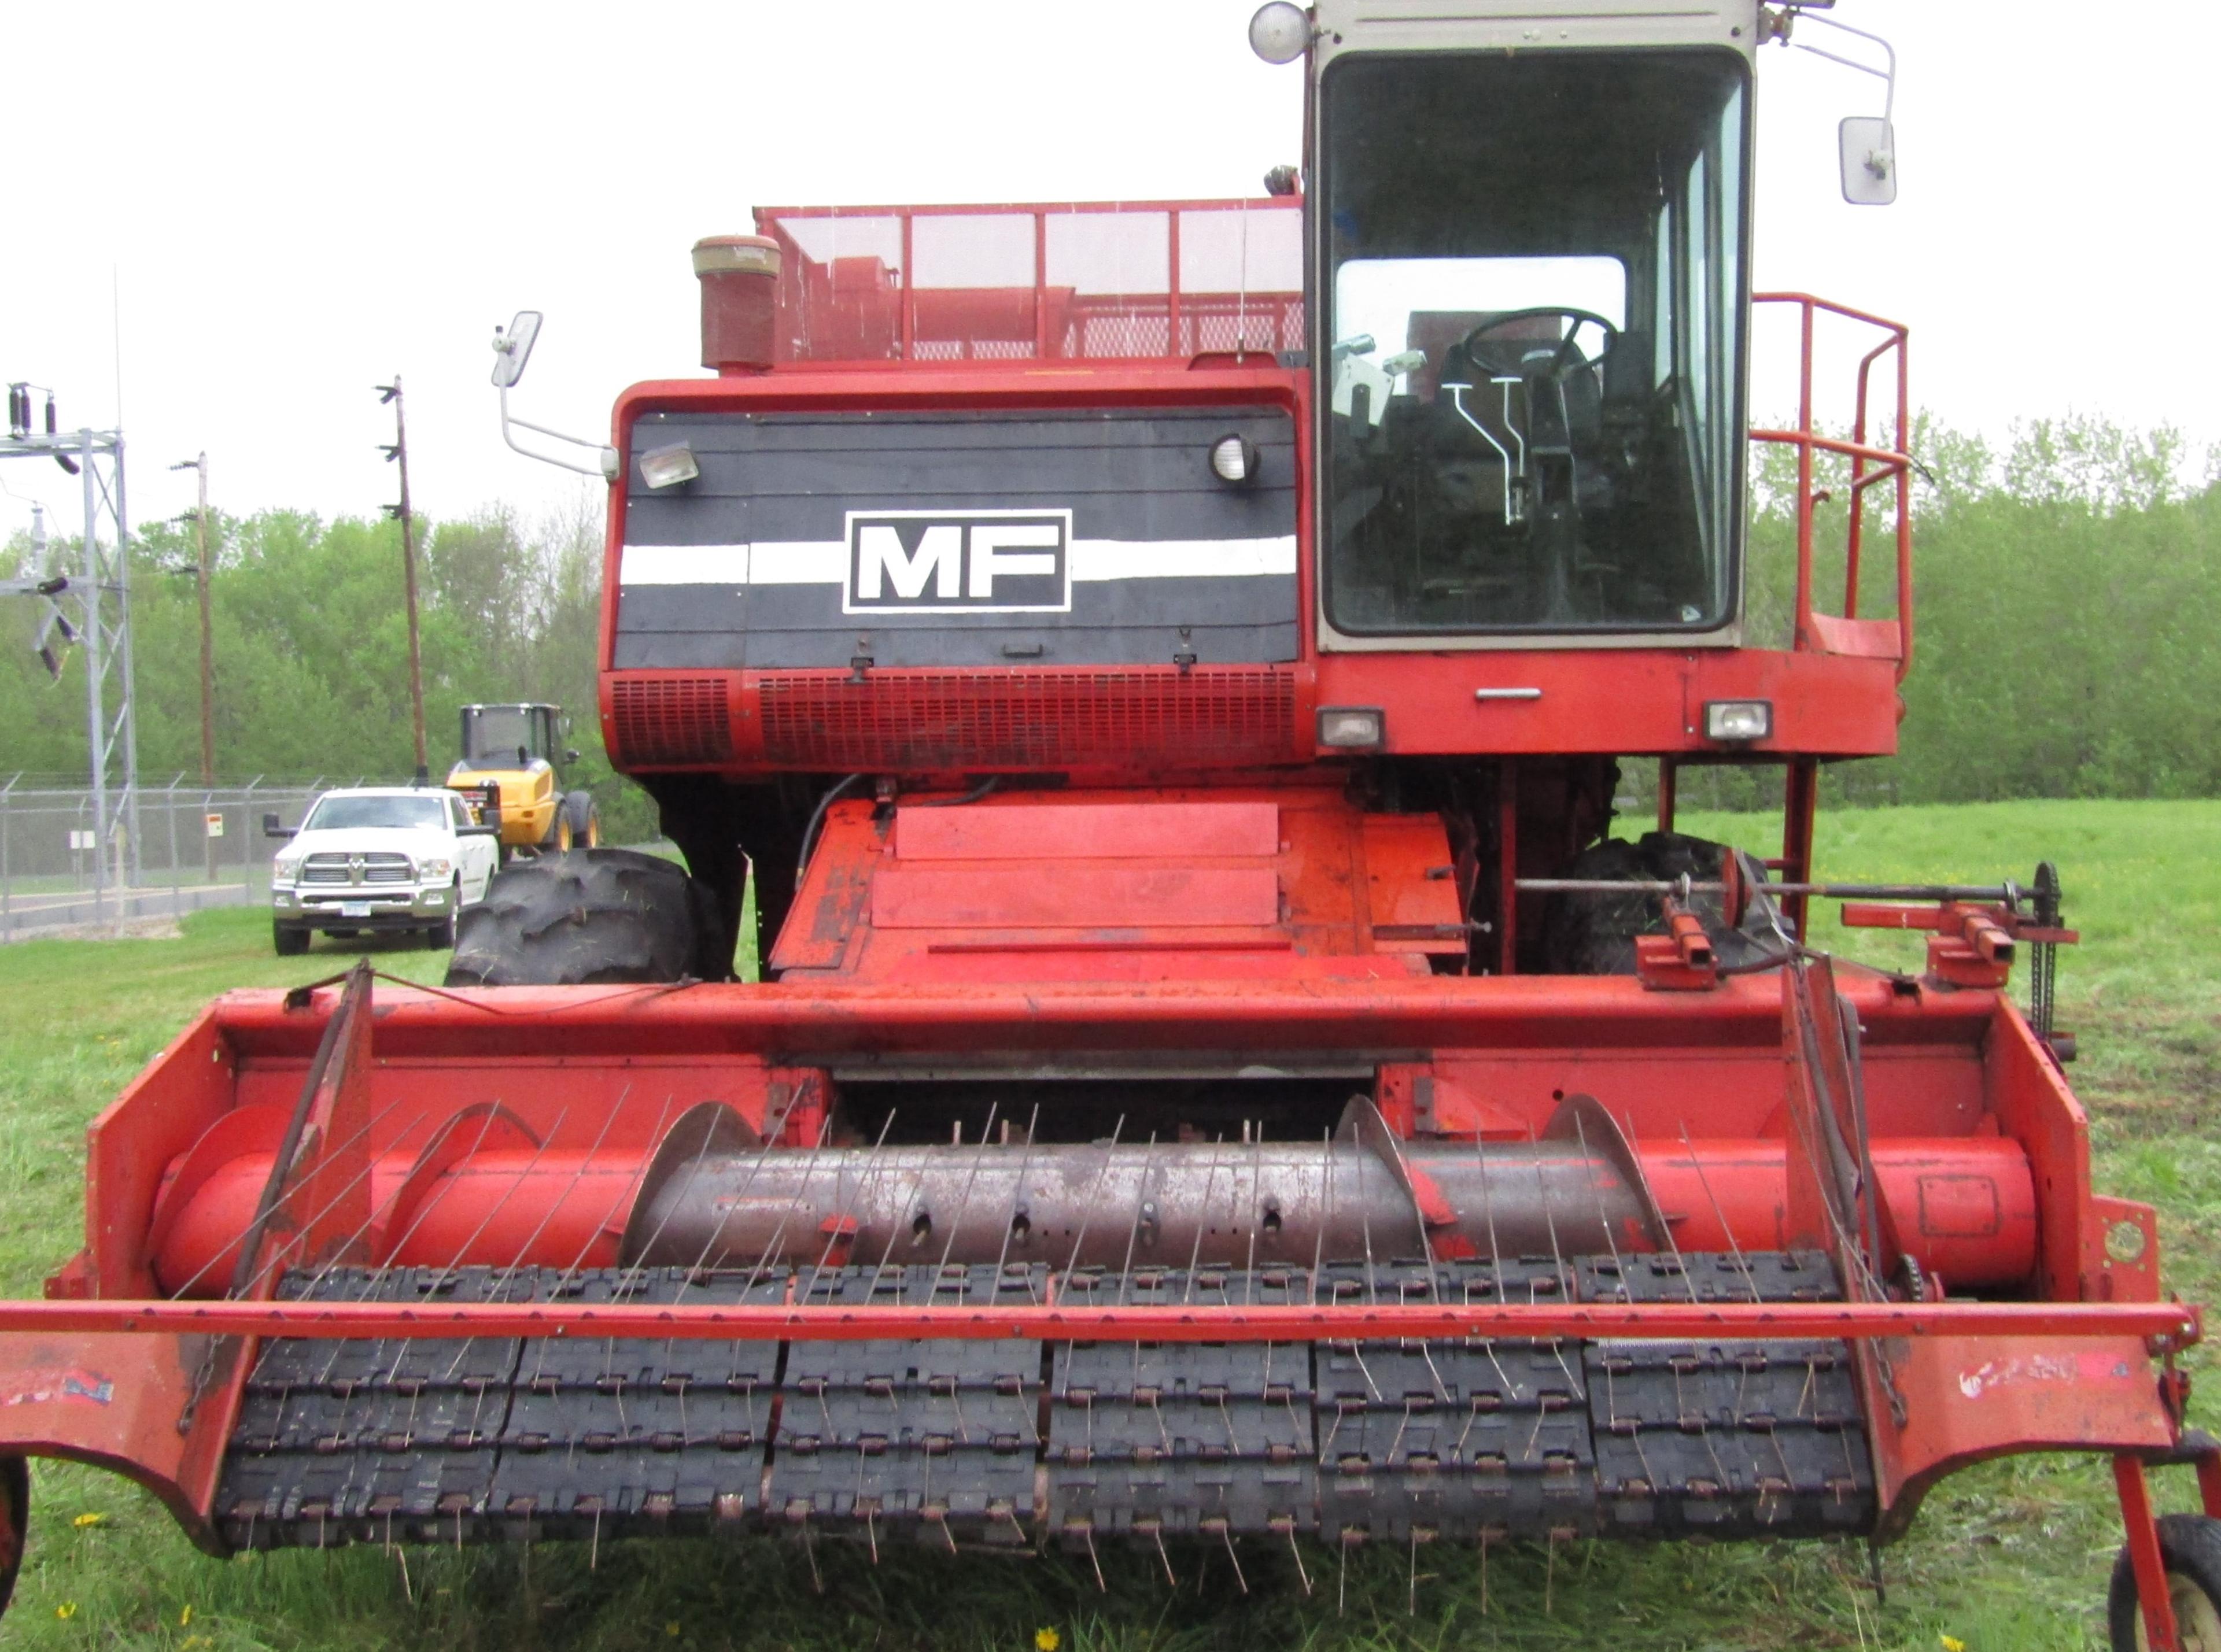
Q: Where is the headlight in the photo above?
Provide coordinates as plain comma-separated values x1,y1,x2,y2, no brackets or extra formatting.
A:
272,855,301,879
416,856,454,881
1209,434,1260,485
638,442,700,490
1248,1,1309,64
1702,700,1773,742
1317,707,1386,750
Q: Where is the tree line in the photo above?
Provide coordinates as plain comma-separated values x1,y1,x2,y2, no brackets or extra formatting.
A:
2,416,2216,833
0,485,662,840
1678,413,2220,810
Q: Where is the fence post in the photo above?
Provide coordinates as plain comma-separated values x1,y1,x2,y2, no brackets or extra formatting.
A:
241,778,261,895
76,794,94,923
1,774,14,941
167,778,182,918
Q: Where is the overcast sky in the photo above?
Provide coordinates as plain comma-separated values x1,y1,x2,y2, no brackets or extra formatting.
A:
2,1,2211,548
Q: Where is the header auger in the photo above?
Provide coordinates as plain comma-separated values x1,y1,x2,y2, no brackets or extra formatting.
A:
0,4,2211,1646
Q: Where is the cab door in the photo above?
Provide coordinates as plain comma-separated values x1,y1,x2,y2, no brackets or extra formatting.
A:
451,794,499,901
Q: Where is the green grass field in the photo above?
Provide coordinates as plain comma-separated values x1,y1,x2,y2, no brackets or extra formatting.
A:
1,799,2216,1650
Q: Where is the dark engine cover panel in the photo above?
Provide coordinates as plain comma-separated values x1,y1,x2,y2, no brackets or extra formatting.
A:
616,406,1297,670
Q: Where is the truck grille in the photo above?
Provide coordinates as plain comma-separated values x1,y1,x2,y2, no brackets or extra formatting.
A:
300,852,414,886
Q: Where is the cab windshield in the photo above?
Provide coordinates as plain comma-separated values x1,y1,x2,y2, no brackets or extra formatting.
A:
303,794,448,833
462,706,547,765
1320,50,1749,635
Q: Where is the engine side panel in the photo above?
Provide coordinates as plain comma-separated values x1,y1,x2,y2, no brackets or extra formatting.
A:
615,406,1298,671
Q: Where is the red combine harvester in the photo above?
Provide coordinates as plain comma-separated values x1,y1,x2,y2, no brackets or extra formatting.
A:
1,3,2213,1644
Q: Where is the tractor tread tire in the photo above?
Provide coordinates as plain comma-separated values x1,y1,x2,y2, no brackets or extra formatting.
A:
1537,830,1783,975
2109,1511,2221,1651
444,849,728,988
561,789,600,850
0,1454,25,1618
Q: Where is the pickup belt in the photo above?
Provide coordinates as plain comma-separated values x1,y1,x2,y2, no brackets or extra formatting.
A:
216,1251,1873,1554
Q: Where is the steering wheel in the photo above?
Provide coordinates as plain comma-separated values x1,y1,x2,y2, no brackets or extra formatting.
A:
1459,307,1619,380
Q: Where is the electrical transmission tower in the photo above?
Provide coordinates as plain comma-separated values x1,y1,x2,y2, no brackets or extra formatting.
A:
3,383,141,908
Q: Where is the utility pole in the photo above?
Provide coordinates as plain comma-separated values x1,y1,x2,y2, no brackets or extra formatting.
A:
5,390,139,907
168,454,215,784
377,377,427,776
169,454,216,881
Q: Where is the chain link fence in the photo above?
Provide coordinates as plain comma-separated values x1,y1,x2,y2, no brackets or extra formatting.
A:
0,776,349,942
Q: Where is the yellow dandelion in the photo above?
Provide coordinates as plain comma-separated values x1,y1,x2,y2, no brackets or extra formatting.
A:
71,1511,107,1529
1036,1630,1062,1652
1940,1637,1967,1652
180,1605,194,1626
56,1602,78,1620
666,1624,681,1639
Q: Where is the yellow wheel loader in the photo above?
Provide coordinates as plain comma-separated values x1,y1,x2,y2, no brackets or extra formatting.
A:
445,701,601,857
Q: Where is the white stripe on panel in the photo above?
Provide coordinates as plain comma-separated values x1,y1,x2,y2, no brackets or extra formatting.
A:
1068,537,1296,581
746,542,848,584
617,544,748,586
618,537,1297,587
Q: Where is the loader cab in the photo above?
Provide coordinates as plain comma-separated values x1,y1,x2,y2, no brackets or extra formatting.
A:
1311,17,1752,647
459,703,565,770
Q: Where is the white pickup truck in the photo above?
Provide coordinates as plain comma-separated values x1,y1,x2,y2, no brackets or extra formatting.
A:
265,786,501,955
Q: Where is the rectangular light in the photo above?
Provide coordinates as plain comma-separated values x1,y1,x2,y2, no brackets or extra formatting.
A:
1317,707,1386,750
1703,699,1773,742
637,441,700,490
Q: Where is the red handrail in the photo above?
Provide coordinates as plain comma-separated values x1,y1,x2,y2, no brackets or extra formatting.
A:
1750,293,1914,683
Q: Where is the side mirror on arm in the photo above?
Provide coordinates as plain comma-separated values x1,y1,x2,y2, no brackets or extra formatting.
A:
457,823,500,838
1788,11,1899,206
490,309,620,479
1839,116,1897,205
263,813,294,838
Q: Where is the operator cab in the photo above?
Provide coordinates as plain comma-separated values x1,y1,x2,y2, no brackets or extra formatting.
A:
459,703,563,770
1317,43,1747,642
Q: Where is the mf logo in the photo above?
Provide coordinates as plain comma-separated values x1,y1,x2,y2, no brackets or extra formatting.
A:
843,509,1072,615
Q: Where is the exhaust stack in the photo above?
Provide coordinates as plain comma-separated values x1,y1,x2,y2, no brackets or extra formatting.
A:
692,234,780,372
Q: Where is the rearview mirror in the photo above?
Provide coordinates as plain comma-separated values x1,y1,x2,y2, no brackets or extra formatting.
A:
1839,116,1897,205
490,310,544,389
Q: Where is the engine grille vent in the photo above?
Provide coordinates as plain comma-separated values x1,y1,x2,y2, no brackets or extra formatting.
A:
608,676,733,767
757,668,1299,770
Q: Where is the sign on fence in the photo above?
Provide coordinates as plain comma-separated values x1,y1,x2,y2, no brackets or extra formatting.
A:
68,829,95,851
204,813,224,838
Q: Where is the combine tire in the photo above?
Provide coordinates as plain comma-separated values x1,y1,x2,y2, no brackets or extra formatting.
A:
0,1455,26,1617
2110,1513,2221,1651
444,848,728,987
1537,830,1784,975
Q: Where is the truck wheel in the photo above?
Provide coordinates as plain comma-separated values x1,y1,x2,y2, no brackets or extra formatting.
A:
0,1455,28,1618
444,849,729,986
425,881,460,950
273,922,309,956
2110,1512,2221,1650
